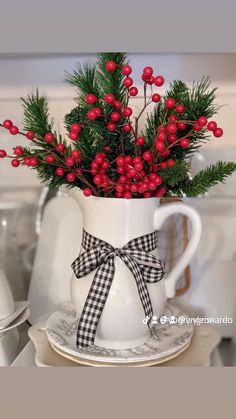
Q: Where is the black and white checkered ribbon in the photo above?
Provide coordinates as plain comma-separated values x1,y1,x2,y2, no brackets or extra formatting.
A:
72,229,165,348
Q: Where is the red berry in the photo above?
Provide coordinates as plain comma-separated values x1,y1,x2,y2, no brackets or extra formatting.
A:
26,130,35,140
105,60,117,72
117,167,125,175
93,107,102,117
165,98,176,109
71,123,81,133
24,157,31,166
30,157,38,167
69,132,79,141
160,149,170,158
116,184,124,193
193,124,202,132
11,159,20,167
107,121,116,131
167,123,177,134
123,123,132,132
180,138,190,148
154,141,165,152
0,149,6,158
123,107,133,117
122,65,132,76
102,161,109,170
55,143,65,153
105,93,115,104
110,111,120,122
154,76,165,86
145,76,155,85
83,188,92,197
129,87,138,96
134,162,143,171
124,156,132,164
13,146,23,156
136,137,145,146
197,116,208,127
118,175,127,184
213,128,223,138
143,66,153,77
66,172,76,183
45,132,54,143
66,157,75,167
177,122,186,130
95,153,105,164
207,121,217,131
9,126,19,135
93,174,103,186
154,187,167,198
123,77,133,87
167,159,175,167
45,154,55,163
142,151,153,161
176,104,185,114
3,119,13,129
114,100,122,110
168,134,178,143
87,109,97,120
169,115,178,122
124,191,132,199
133,156,142,164
156,132,167,142
71,150,81,159
154,175,163,186
152,93,161,103
55,167,64,176
160,162,167,169
86,94,97,105
103,146,111,152
116,156,125,166
143,191,151,198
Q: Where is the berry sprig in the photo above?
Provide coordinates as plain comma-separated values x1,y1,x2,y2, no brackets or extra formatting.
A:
0,54,227,199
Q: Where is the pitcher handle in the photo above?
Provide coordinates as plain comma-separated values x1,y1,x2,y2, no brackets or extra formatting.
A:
154,202,202,298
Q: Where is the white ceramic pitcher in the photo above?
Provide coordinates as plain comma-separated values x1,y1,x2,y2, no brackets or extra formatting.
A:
63,188,202,350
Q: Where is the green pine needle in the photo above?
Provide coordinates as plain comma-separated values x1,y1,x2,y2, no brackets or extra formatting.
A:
184,161,236,196
21,89,53,136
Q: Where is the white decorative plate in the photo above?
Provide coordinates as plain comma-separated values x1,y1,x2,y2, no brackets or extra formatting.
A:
46,302,193,364
0,301,28,330
0,308,30,333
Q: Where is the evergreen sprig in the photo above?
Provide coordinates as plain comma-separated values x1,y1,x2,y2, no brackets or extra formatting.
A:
183,161,236,196
21,89,53,136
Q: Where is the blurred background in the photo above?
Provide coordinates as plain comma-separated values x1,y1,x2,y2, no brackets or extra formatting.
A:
0,53,236,365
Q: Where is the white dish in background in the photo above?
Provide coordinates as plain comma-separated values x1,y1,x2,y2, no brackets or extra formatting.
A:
0,308,30,333
46,302,193,365
0,328,20,366
0,301,28,330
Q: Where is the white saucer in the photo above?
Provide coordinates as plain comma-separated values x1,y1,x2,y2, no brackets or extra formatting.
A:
30,321,220,367
46,302,193,365
0,301,29,331
0,308,30,333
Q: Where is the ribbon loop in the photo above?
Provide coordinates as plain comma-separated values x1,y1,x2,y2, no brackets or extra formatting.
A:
72,229,165,348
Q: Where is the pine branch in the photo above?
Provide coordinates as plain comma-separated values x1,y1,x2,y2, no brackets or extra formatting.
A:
21,89,53,136
159,160,190,187
183,161,236,196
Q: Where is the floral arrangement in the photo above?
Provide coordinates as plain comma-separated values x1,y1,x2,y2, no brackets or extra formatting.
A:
0,52,235,198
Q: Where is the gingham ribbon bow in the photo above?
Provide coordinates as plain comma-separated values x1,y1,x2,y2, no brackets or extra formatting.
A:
72,229,165,348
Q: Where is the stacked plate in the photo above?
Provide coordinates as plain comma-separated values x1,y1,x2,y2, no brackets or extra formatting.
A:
27,302,214,367
0,301,30,366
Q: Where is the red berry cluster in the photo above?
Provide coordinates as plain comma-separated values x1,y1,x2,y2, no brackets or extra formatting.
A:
0,59,225,200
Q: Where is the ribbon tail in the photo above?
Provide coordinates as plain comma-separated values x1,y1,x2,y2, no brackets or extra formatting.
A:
121,254,153,325
76,257,115,349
